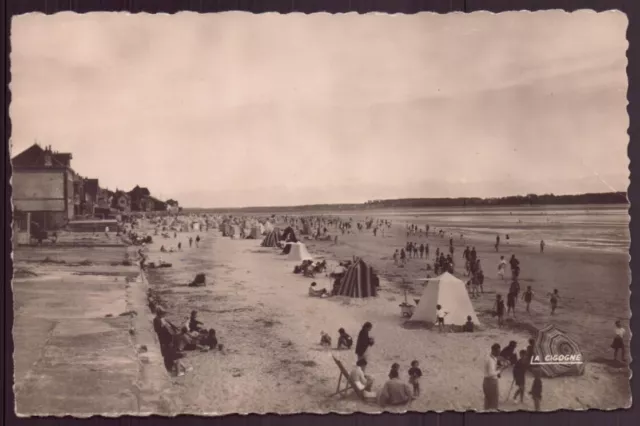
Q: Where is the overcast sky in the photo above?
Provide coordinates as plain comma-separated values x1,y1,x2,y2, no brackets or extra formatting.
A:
10,11,628,207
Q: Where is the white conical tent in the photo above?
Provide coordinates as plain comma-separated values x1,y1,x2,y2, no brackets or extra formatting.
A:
410,272,480,326
287,242,313,261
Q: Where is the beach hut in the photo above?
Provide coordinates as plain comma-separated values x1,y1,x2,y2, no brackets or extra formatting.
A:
230,225,241,239
282,226,298,243
261,228,281,247
410,272,479,326
532,325,585,378
247,225,262,239
336,258,379,298
286,242,313,261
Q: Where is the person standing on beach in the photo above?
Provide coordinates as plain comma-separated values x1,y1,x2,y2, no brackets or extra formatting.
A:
400,249,406,265
512,350,528,404
393,250,399,266
497,256,507,280
495,235,500,252
494,295,505,327
436,304,448,332
540,240,545,253
195,235,200,248
483,343,503,411
611,320,626,362
419,244,424,258
529,370,543,411
548,289,560,315
507,291,517,318
413,244,418,258
189,237,193,248
522,286,534,313
355,322,374,361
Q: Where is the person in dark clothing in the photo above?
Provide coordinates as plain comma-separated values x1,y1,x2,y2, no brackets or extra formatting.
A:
201,329,218,350
512,350,528,403
499,341,518,366
337,328,353,350
189,310,204,332
408,360,423,396
153,307,180,372
507,291,517,317
355,322,374,361
494,295,505,327
463,315,475,332
530,369,543,411
522,286,534,313
195,235,201,247
526,338,535,365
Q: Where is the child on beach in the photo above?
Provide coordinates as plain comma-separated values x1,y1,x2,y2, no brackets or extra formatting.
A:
436,304,448,332
189,237,193,248
548,289,559,315
195,235,200,247
522,286,534,313
389,362,400,379
408,360,423,396
611,320,626,362
497,256,507,280
463,315,475,332
337,328,353,350
529,369,543,411
494,295,505,327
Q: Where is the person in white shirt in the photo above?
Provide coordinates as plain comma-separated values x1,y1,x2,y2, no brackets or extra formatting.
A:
349,359,376,398
611,320,626,362
497,256,507,280
436,305,448,333
483,343,502,410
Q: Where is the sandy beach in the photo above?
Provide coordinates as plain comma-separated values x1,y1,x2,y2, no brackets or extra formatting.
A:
144,214,631,414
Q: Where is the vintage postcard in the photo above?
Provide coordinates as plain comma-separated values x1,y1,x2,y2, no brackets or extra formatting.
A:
9,11,630,416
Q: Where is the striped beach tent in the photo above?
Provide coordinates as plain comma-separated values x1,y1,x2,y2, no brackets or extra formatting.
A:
261,228,281,247
336,258,379,298
532,324,585,378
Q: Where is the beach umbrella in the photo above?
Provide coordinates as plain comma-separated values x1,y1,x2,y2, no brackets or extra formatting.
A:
532,324,585,378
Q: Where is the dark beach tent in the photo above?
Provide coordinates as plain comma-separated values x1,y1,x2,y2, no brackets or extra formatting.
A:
337,258,379,298
282,226,298,243
261,228,281,247
533,324,585,378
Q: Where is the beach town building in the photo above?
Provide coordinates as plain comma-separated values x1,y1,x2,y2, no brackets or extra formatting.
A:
12,143,78,235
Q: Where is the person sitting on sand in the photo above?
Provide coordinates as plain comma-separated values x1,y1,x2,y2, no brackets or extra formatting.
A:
337,328,353,350
611,320,626,362
198,329,218,351
308,282,328,298
499,341,518,366
350,359,376,398
463,315,475,332
388,362,400,379
377,367,414,407
355,322,375,361
189,310,204,333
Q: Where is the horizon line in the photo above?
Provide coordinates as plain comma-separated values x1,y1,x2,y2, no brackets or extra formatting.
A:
181,190,628,211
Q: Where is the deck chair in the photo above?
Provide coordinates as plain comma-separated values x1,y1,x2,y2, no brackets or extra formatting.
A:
328,355,366,401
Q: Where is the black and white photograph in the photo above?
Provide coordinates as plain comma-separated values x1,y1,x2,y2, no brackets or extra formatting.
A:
9,11,630,416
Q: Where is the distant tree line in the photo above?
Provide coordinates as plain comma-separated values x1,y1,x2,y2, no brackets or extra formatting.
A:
185,191,627,213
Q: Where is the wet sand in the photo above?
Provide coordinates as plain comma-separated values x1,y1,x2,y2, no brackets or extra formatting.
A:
145,219,631,414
